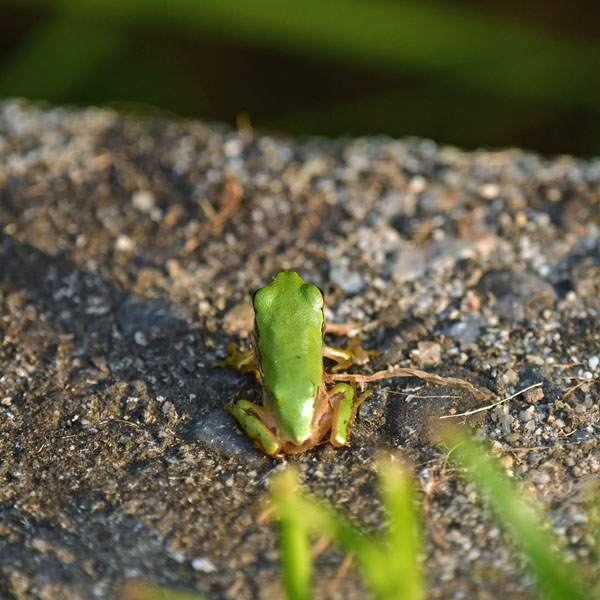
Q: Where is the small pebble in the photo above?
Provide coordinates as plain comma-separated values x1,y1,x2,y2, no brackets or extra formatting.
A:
413,341,442,366
161,401,176,415
224,138,243,157
192,557,217,573
131,190,156,212
530,470,551,485
501,368,518,386
520,406,535,421
115,234,135,252
526,355,545,366
134,331,148,346
524,387,544,403
478,183,500,199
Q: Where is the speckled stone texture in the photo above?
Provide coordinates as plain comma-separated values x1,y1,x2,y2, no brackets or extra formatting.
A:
0,100,599,599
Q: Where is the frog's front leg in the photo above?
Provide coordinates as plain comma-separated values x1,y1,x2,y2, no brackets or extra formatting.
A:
324,338,378,373
221,343,258,376
226,398,281,456
328,382,362,446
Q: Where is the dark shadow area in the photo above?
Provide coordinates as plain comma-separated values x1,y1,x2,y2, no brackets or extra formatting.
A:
0,233,258,446
1,233,198,398
0,501,203,598
0,234,260,597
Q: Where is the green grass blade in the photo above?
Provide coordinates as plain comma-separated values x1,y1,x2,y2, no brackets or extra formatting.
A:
271,471,396,599
0,12,126,101
269,470,313,600
278,518,311,600
270,465,424,600
3,0,600,112
593,501,600,594
379,458,424,600
445,430,588,600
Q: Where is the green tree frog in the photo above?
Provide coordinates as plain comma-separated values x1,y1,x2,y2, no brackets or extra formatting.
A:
224,271,366,456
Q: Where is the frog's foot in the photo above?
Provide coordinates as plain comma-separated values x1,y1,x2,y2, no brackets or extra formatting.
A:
226,398,281,456
220,343,258,375
324,338,379,374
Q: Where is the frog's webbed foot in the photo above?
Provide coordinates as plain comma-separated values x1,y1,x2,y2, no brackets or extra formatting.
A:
324,338,379,373
220,343,258,376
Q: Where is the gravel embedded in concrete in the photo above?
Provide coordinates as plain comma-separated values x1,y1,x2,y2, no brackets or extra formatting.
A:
0,100,599,599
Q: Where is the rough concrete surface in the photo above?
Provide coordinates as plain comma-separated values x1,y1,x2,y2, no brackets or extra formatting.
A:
0,100,599,599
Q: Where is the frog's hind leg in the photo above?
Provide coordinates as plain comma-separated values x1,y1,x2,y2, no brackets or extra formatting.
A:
226,399,281,456
328,382,359,447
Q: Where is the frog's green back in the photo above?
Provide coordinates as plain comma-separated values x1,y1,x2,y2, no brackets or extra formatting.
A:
253,271,324,444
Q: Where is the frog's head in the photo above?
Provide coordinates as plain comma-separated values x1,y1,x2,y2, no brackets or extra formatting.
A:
254,271,323,312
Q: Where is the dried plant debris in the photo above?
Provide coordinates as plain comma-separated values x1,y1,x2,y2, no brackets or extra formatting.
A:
0,100,599,599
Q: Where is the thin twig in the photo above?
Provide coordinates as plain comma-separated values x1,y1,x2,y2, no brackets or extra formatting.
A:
438,381,543,420
311,536,331,559
325,319,380,337
562,379,592,398
100,418,141,428
325,554,354,598
331,367,491,400
325,321,362,336
388,391,461,399
212,172,243,236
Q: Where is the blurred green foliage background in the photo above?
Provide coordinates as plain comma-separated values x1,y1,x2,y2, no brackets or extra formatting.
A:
1,0,599,155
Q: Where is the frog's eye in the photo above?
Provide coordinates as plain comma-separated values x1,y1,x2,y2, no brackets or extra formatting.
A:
301,283,324,310
253,285,274,313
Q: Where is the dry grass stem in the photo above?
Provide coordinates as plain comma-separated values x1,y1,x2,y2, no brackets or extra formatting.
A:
331,367,492,400
439,381,543,420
